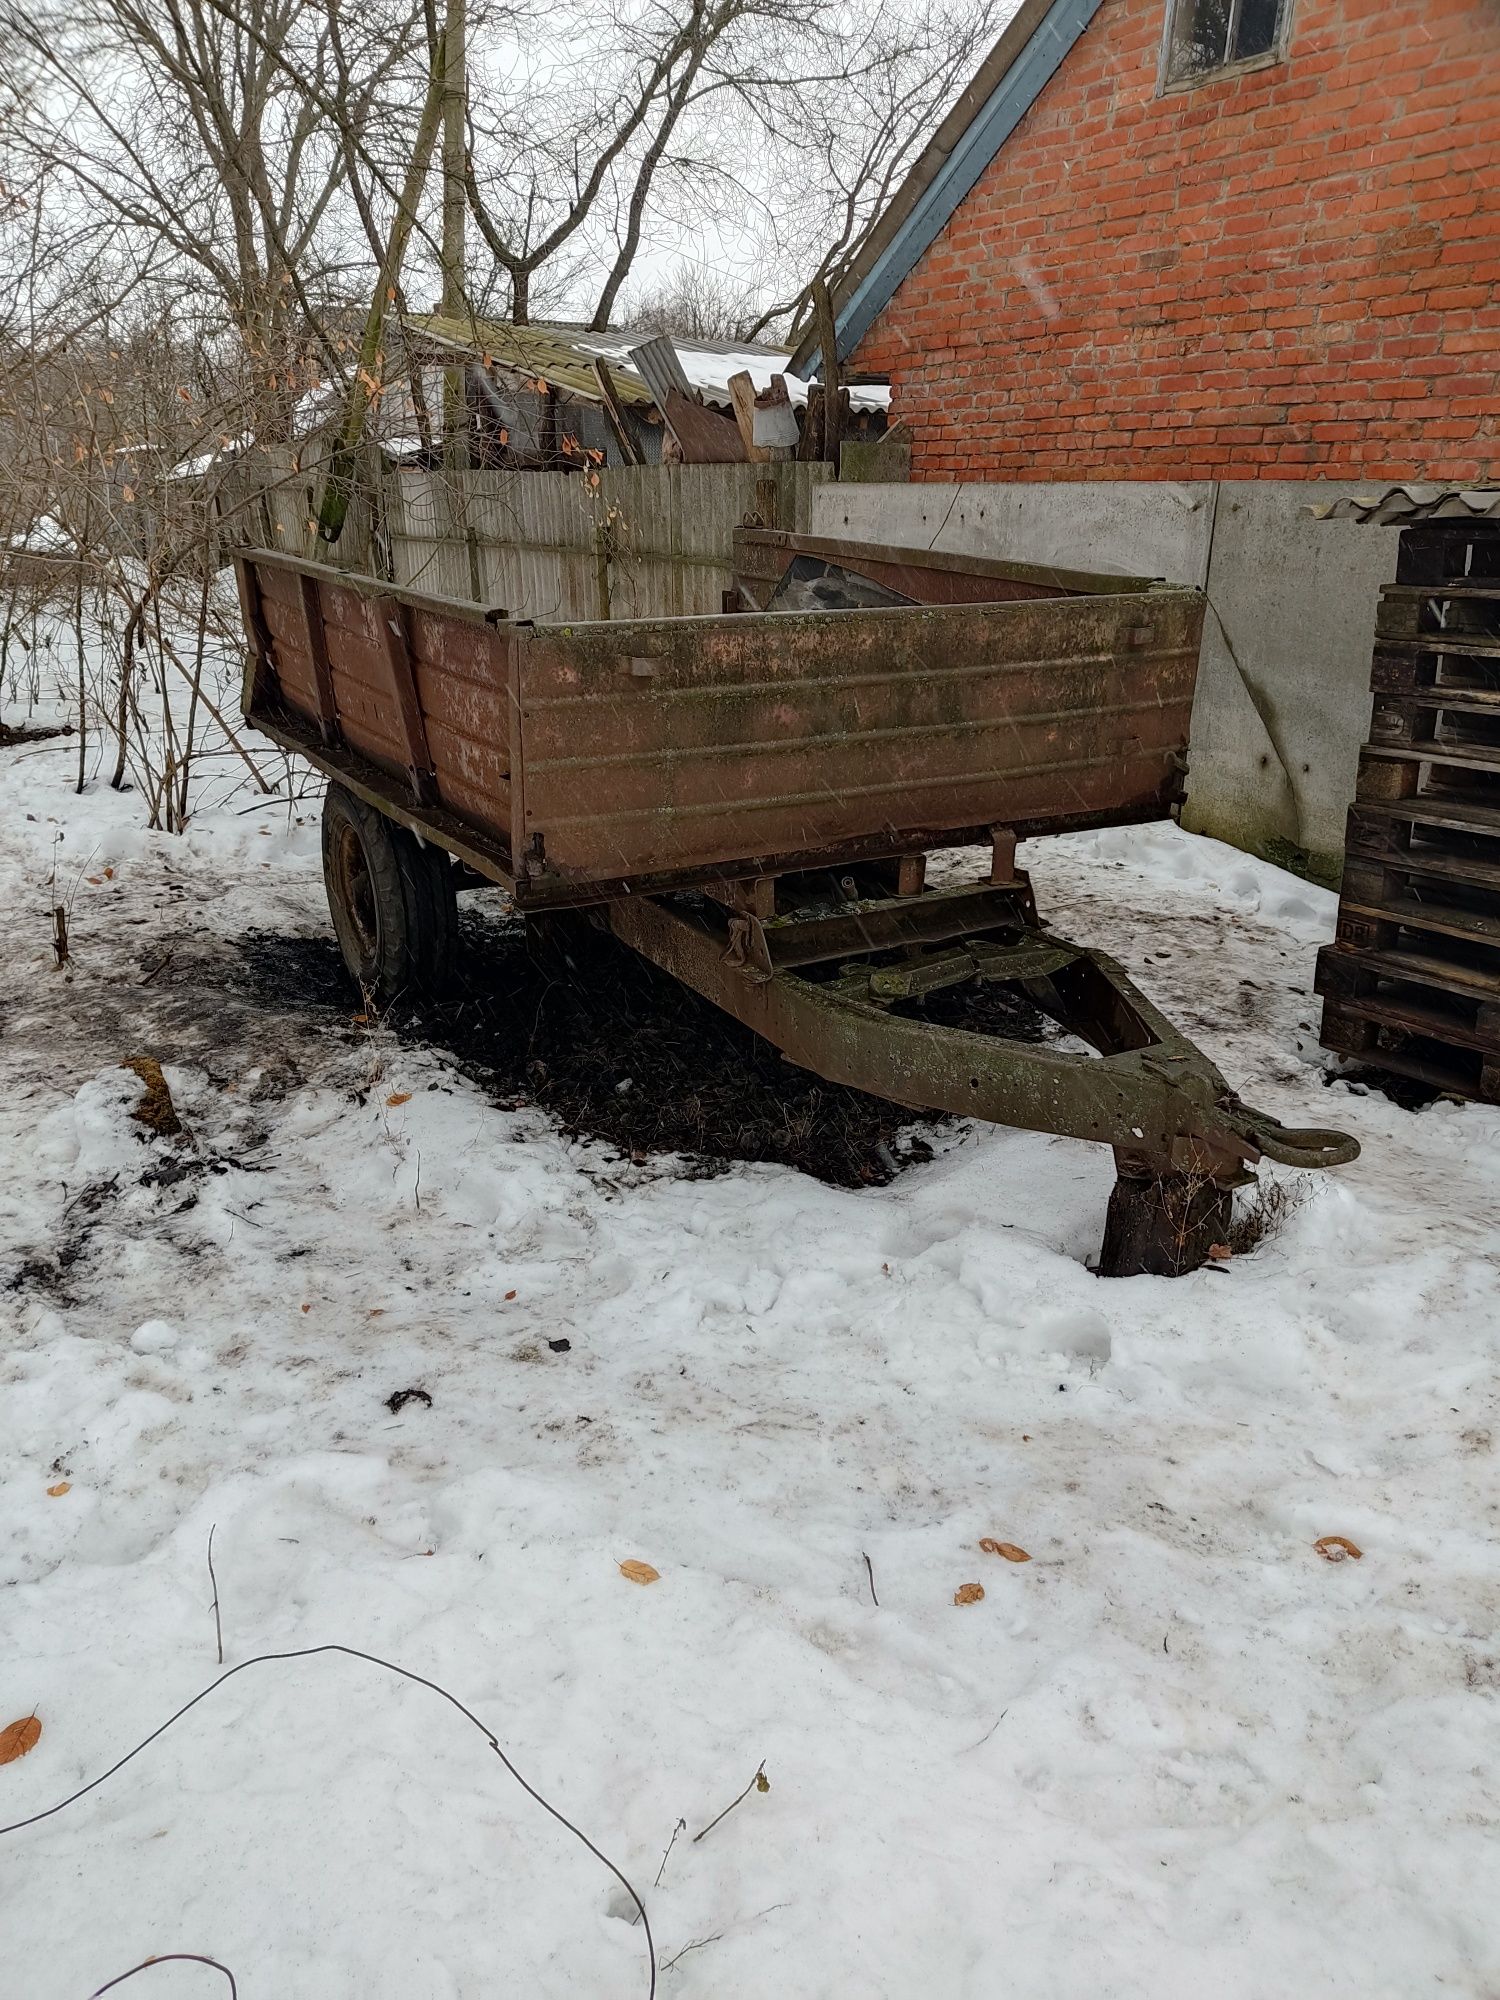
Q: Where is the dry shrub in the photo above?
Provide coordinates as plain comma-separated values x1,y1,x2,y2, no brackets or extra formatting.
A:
1228,1175,1306,1256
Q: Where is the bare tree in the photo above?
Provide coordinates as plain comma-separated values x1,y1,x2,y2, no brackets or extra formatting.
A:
6,0,435,420
745,0,1017,343
459,0,1010,332
0,0,1007,832
618,262,764,342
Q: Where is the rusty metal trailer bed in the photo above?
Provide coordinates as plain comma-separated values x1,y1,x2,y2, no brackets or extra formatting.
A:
235,534,1356,1277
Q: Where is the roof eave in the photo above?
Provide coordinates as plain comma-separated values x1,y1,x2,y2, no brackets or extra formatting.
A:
789,0,1102,377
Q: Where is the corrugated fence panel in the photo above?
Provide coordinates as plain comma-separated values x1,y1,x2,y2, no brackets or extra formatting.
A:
383,462,830,620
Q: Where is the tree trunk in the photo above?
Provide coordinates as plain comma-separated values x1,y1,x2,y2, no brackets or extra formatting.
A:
440,0,469,468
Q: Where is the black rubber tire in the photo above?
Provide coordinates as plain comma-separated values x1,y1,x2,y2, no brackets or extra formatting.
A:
321,784,457,1008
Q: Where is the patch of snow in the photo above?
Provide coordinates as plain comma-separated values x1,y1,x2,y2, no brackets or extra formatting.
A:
0,741,1497,1998
5,514,75,555
571,329,890,413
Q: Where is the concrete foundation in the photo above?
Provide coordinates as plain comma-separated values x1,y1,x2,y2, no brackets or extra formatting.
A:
813,480,1399,875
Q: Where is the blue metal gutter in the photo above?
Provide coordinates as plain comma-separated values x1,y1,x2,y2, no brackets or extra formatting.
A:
813,0,1106,369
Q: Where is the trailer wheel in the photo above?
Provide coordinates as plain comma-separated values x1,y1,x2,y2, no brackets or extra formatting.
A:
322,784,456,1007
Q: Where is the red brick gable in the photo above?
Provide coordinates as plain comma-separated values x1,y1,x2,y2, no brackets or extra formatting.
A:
853,0,1499,481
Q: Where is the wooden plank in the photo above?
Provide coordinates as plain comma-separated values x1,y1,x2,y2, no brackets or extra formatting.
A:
1351,792,1500,839
1369,621,1500,658
1360,738,1500,776
1371,688,1500,722
812,276,843,467
1377,594,1500,642
1317,940,1500,1004
1326,1030,1493,1101
1319,983,1498,1064
1382,583,1500,602
593,359,644,466
1359,846,1500,897
1339,895,1500,949
726,371,770,463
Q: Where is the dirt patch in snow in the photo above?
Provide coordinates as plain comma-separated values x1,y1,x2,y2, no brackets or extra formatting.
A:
229,908,1049,1189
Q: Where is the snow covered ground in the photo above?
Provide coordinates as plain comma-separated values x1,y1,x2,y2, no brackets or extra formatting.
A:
2,719,1498,1999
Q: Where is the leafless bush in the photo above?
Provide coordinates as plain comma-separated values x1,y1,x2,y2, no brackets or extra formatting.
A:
0,0,1010,830
1229,1175,1307,1256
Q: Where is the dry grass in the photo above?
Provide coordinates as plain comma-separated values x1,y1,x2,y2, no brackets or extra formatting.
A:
1228,1175,1306,1257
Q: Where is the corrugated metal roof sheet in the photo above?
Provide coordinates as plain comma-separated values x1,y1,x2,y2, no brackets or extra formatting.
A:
625,333,692,408
1306,486,1500,524
408,315,890,414
412,316,657,405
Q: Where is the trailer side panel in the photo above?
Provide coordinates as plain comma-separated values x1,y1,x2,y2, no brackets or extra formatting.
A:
512,593,1201,888
238,550,1203,906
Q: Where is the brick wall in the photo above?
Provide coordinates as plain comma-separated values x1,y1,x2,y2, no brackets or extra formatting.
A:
854,0,1499,482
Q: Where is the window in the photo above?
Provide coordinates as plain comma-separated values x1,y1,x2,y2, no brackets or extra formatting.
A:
1164,0,1291,84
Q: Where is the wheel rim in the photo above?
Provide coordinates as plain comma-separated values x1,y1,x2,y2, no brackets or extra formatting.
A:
332,820,379,960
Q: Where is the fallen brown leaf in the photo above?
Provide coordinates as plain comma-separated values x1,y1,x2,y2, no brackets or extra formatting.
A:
300,1303,311,1315
386,1091,412,1107
1313,1535,1362,1562
953,1582,985,1606
504,1289,517,1301
1208,1243,1232,1261
979,1539,1031,1562
0,1715,41,1764
46,1482,70,1497
619,1560,660,1585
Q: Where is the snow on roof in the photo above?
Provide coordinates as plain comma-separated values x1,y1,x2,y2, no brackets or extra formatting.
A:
409,315,890,415
4,514,75,555
568,328,891,414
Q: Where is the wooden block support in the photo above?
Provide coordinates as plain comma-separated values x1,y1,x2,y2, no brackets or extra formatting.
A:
1355,750,1420,803
990,826,1019,885
1319,1000,1378,1057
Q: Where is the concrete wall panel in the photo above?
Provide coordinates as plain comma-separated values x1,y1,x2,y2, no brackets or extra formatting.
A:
813,479,1398,872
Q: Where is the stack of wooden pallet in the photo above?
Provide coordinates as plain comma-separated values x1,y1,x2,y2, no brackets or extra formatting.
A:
1317,518,1500,1103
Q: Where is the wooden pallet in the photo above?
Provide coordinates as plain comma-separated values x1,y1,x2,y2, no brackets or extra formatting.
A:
1317,519,1500,1103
